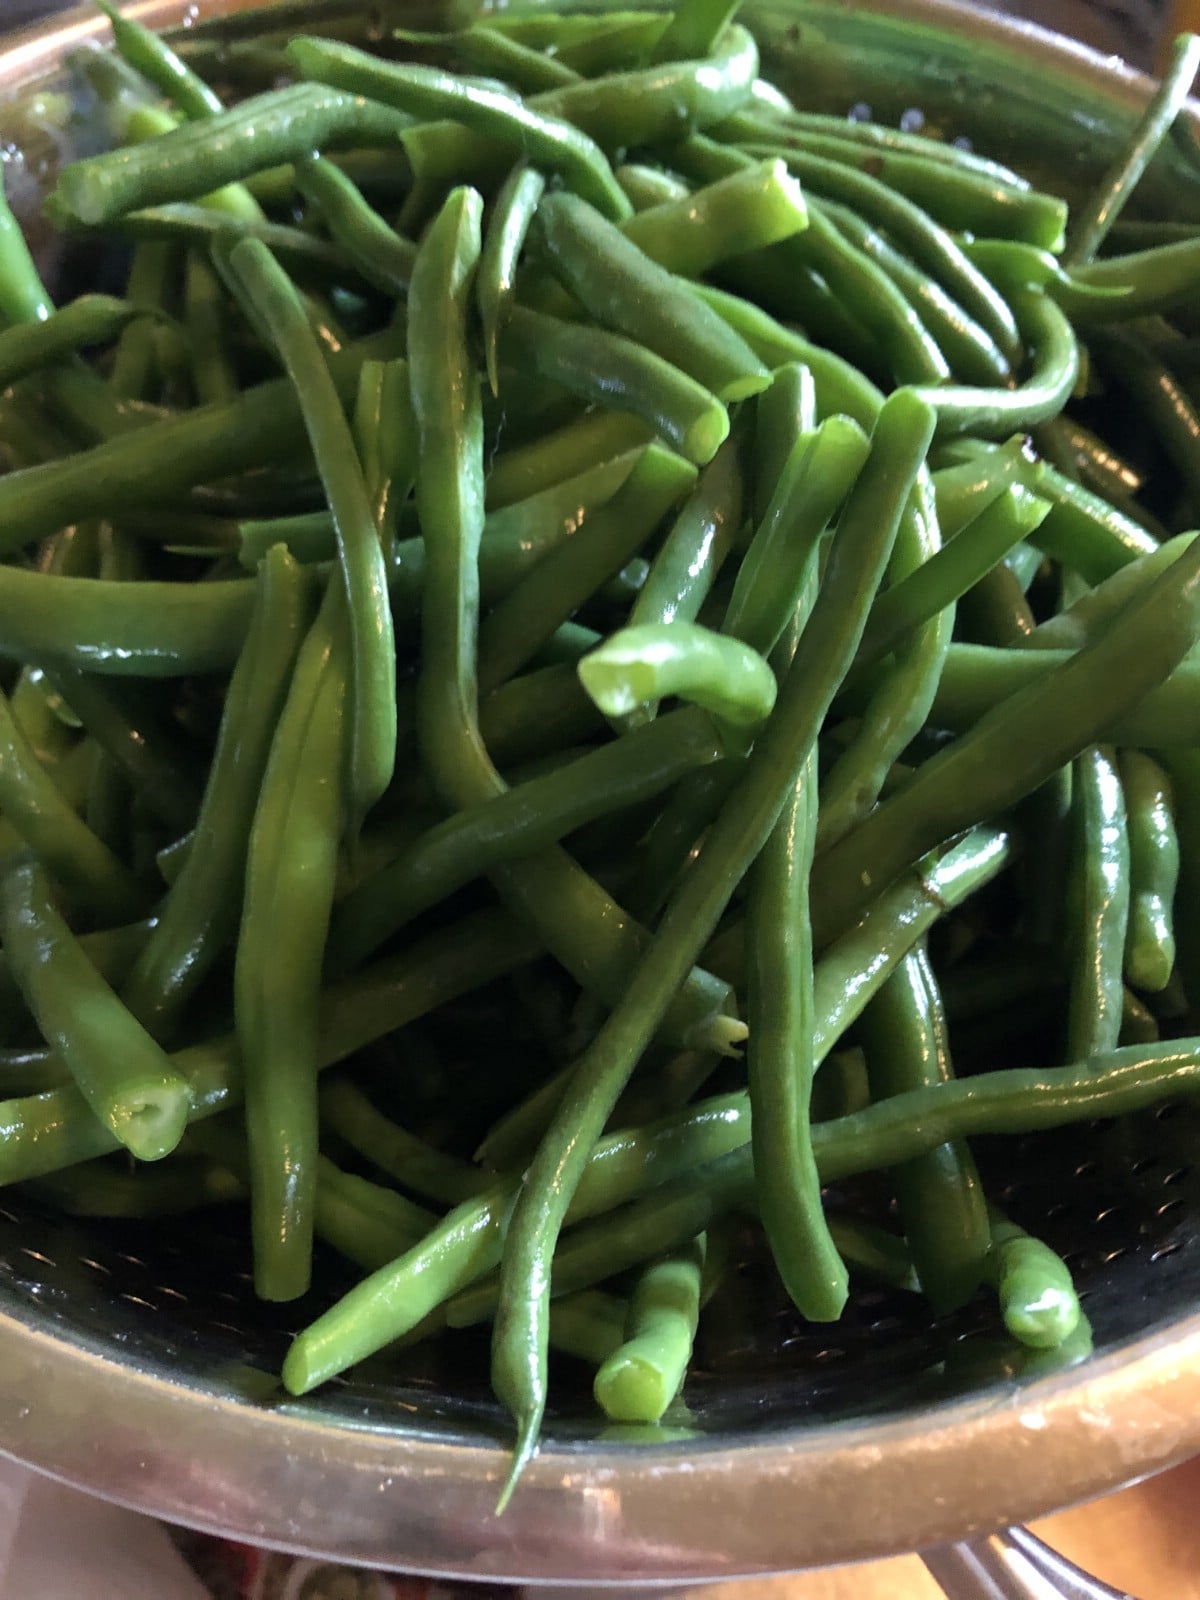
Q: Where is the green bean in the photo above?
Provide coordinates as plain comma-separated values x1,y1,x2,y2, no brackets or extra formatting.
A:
1120,750,1179,994
630,435,743,639
746,598,845,1322
121,547,311,1038
1091,327,1200,503
287,37,630,222
1052,239,1200,322
477,447,694,694
486,412,652,509
854,485,1051,672
96,0,224,121
621,159,806,279
450,26,582,92
331,707,724,968
723,416,871,656
810,535,1200,949
0,685,143,920
50,83,411,227
579,624,776,729
820,199,1011,387
183,253,238,406
751,362,813,524
860,946,990,1313
0,328,399,554
226,237,396,826
491,391,934,1495
676,135,1021,364
733,129,1066,250
770,108,1030,188
236,588,348,1301
480,165,546,395
1064,32,1200,266
652,0,739,60
0,295,159,389
293,157,418,297
985,1210,1081,1350
548,1291,628,1367
910,290,1079,438
499,305,729,466
319,1079,484,1206
592,1236,705,1423
0,171,51,324
825,1217,915,1292
1027,465,1159,580
410,188,738,1055
479,11,668,73
535,190,768,401
616,164,690,210
0,856,187,1161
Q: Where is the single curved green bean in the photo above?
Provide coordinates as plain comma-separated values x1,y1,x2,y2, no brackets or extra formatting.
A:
811,534,1200,949
293,157,418,297
0,856,188,1161
499,305,729,466
746,601,846,1323
860,945,990,1314
616,164,691,210
592,1236,705,1423
1120,750,1179,994
319,1079,485,1206
1064,32,1200,266
0,565,253,677
535,190,768,401
0,295,156,388
578,623,776,729
910,290,1079,438
96,0,224,122
630,434,744,639
985,1210,1081,1350
287,36,630,222
480,164,546,396
227,236,396,826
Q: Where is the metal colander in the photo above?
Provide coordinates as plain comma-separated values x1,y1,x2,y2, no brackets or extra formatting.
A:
2,0,1200,1586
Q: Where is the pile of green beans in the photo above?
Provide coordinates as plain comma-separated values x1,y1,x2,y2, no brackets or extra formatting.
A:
2,0,1200,1500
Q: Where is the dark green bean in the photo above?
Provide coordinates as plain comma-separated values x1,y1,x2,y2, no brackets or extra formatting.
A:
97,0,224,121
319,1079,485,1206
293,157,418,297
